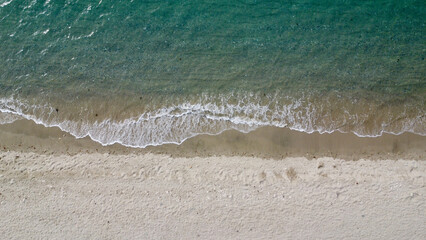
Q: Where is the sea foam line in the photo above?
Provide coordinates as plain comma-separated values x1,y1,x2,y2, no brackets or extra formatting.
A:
0,0,13,8
0,96,425,148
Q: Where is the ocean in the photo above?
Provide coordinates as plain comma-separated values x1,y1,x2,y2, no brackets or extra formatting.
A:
0,0,425,148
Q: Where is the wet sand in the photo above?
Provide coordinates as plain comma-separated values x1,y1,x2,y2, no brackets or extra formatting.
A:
0,119,425,160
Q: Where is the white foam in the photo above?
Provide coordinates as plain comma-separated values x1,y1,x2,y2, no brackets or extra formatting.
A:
0,94,424,148
0,0,13,8
0,111,22,124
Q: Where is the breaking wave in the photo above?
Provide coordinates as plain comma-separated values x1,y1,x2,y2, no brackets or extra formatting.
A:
0,93,424,148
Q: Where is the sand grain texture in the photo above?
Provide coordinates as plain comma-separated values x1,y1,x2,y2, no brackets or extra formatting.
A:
0,151,425,239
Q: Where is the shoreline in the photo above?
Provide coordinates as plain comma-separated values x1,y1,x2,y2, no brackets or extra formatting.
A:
0,119,424,160
1,90,424,150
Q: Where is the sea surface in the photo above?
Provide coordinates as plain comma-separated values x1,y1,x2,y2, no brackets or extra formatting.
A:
0,0,425,147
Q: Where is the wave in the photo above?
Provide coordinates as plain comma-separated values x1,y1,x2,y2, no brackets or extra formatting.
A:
0,93,425,148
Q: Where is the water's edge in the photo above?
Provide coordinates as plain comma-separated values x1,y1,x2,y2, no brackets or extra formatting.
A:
1,116,425,160
1,94,425,149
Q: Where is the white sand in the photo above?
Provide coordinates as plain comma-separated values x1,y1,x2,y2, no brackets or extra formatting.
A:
0,151,425,239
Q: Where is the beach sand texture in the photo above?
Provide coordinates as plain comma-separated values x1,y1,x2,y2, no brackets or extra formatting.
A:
1,150,425,239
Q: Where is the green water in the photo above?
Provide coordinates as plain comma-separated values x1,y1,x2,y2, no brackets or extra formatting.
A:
0,0,425,147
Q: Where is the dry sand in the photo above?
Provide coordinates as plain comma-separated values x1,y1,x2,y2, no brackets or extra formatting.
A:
0,151,425,239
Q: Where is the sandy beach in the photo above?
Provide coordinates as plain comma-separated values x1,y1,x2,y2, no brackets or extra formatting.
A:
1,1,425,239
0,121,425,239
1,151,425,239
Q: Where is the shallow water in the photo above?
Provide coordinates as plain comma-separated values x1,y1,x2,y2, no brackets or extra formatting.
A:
0,0,425,147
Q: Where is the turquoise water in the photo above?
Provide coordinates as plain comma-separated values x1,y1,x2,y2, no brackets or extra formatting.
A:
0,0,425,147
